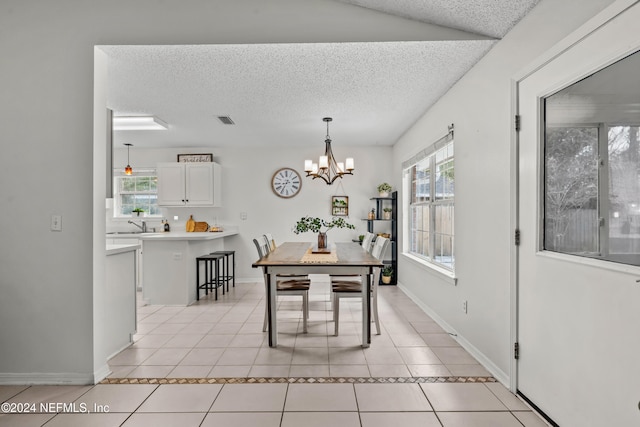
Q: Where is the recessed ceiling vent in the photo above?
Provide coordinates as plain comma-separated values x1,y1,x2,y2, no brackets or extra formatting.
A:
217,116,235,125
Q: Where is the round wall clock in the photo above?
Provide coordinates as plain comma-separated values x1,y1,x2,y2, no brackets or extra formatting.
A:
271,167,302,198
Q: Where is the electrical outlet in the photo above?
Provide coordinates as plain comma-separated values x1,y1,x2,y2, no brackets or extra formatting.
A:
462,300,468,314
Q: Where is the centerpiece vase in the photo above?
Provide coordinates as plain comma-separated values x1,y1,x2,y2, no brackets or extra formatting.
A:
317,232,327,249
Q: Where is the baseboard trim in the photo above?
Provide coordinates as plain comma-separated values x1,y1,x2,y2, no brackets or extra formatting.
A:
397,281,510,386
0,372,95,385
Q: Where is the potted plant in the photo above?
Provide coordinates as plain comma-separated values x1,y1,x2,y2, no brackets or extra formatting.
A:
383,207,393,220
377,182,392,197
381,266,393,284
293,216,355,248
132,208,145,217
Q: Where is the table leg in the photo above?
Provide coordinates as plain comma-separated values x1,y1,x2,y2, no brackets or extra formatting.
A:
362,270,371,348
267,272,278,347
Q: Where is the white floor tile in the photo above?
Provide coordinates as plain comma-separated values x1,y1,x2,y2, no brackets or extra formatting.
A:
201,412,282,427
210,384,287,412
355,383,432,412
437,411,524,427
285,384,357,411
137,384,222,412
360,412,441,427
40,413,130,427
281,411,361,427
73,384,157,413
420,383,507,412
122,412,206,427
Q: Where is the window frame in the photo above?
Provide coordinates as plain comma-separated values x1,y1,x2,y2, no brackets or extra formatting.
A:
112,168,161,218
403,136,455,273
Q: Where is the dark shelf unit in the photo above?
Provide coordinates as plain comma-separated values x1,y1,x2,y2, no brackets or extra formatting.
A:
364,191,397,285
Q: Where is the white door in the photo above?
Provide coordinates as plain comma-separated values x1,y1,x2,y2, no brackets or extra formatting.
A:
157,163,186,206
185,163,214,205
516,4,640,425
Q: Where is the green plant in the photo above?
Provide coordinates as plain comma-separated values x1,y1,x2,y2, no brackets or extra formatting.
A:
383,207,392,212
377,182,392,193
293,216,355,234
382,266,393,277
132,208,145,213
358,234,365,242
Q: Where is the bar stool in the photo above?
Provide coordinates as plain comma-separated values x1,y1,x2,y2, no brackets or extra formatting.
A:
196,253,225,301
210,250,235,292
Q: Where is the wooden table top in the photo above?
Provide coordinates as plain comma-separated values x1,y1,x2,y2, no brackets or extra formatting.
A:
252,242,382,268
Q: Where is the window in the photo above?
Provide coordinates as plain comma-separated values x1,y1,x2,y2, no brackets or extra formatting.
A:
404,140,455,270
543,50,640,266
113,169,160,217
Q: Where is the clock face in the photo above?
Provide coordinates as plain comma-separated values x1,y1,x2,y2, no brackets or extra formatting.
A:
271,168,302,198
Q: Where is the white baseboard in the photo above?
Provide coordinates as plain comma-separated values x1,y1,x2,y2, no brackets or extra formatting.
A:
397,281,510,386
0,372,95,385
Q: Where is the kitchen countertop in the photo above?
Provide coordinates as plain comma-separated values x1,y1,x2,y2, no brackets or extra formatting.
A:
106,243,141,256
107,226,238,241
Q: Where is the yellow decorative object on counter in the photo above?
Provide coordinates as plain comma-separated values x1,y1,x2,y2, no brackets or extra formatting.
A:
209,226,223,232
186,215,196,232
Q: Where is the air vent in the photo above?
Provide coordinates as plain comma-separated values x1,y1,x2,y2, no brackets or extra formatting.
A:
217,116,235,125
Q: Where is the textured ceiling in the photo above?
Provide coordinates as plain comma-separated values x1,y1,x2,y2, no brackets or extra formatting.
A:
103,0,540,150
338,0,540,38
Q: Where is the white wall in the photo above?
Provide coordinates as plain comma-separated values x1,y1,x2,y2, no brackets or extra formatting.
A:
111,145,393,281
392,0,615,385
0,0,417,384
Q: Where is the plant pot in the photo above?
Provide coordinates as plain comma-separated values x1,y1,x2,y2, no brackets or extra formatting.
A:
317,232,327,249
381,275,391,284
379,191,389,197
383,211,392,220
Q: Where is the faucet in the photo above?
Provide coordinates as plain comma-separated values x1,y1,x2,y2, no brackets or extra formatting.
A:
128,220,147,232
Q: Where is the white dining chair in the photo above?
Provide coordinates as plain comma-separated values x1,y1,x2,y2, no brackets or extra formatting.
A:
331,236,390,336
253,237,310,333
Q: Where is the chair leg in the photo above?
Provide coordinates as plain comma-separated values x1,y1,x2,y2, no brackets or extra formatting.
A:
302,292,308,333
373,291,381,335
262,279,268,332
334,296,340,336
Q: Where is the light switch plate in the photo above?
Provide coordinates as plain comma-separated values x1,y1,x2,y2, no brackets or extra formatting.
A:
51,215,62,231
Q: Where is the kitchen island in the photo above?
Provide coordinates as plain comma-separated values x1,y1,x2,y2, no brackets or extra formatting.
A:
139,228,239,305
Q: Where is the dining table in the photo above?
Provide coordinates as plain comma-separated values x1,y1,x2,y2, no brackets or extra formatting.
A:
252,241,383,348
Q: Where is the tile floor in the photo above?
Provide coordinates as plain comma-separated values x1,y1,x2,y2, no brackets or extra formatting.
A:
0,278,550,426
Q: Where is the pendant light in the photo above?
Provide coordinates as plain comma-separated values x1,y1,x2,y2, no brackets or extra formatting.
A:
124,143,133,175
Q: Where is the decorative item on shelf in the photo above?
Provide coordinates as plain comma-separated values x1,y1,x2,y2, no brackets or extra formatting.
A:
123,143,133,175
293,216,355,249
331,196,349,216
304,117,354,185
368,209,376,220
381,266,393,284
186,215,196,232
163,219,170,232
383,207,393,220
377,182,392,197
132,207,145,217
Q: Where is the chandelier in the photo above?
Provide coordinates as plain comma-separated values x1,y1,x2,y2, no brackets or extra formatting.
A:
304,117,354,185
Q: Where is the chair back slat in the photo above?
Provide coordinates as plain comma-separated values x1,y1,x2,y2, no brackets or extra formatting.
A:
371,236,390,261
263,233,277,252
361,232,375,253
253,237,270,258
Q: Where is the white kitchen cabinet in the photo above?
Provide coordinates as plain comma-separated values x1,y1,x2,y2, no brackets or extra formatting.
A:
157,162,221,207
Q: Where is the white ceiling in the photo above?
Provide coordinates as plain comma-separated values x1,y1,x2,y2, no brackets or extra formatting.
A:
102,0,540,150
